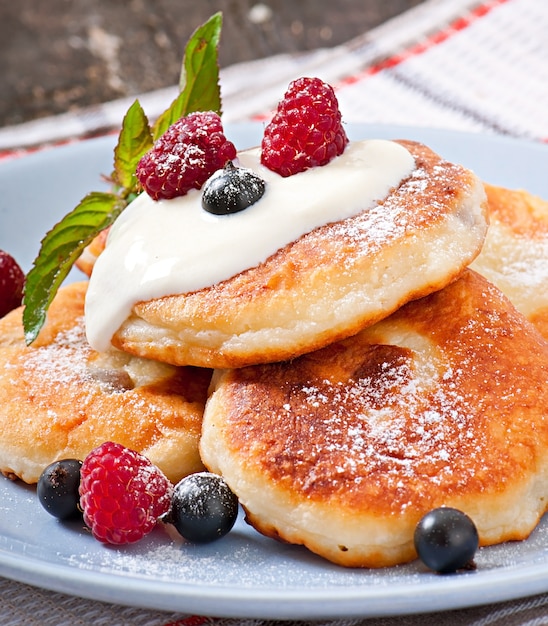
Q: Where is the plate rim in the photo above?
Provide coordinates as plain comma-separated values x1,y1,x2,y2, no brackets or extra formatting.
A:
1,529,548,619
1,125,547,620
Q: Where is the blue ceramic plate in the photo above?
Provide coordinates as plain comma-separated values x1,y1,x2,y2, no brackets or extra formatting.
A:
0,125,547,619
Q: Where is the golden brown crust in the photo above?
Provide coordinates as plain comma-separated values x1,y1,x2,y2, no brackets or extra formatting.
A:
0,282,212,484
111,140,488,368
75,227,110,277
201,270,548,567
483,183,548,237
472,184,548,340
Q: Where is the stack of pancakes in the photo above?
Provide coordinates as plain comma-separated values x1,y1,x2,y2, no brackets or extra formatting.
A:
1,138,547,568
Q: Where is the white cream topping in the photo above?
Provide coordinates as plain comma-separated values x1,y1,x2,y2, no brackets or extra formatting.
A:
85,139,415,351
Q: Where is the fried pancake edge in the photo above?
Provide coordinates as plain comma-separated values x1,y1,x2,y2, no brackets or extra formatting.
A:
201,271,548,567
0,282,212,484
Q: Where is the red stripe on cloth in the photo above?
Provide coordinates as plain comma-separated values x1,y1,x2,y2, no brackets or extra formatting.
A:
0,145,53,162
0,135,82,161
251,0,511,122
339,0,511,84
163,616,211,626
0,129,117,161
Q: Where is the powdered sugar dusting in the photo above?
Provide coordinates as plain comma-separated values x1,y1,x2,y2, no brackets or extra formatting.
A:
472,220,548,317
229,310,505,514
21,317,91,387
327,158,460,265
51,509,548,592
9,317,140,401
294,352,479,502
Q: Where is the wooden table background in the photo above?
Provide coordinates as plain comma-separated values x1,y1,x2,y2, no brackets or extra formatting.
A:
1,0,424,128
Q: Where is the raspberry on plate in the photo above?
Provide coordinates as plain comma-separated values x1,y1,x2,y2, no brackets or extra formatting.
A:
79,441,173,545
136,111,237,200
261,77,348,177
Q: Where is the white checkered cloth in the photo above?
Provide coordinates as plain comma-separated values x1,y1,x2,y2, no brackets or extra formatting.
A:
1,0,547,624
1,0,547,154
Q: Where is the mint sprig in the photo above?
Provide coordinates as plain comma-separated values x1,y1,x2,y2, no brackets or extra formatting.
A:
112,100,153,191
22,193,125,344
154,11,223,138
23,12,223,345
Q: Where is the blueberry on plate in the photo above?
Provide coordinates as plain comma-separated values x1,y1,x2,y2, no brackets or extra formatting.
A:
37,459,82,520
163,472,239,543
414,506,479,573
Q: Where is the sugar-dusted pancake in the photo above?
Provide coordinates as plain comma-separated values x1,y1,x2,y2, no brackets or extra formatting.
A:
201,270,548,568
108,140,488,369
472,184,548,340
0,281,212,484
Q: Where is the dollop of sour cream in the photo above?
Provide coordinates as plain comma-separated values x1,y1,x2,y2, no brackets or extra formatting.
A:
85,139,415,351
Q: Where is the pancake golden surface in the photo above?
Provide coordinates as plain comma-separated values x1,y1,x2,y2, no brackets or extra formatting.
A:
201,270,548,568
472,184,548,340
75,226,109,277
0,282,211,484
111,140,488,369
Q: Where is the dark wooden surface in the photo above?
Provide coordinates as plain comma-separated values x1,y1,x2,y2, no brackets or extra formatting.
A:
1,1,424,128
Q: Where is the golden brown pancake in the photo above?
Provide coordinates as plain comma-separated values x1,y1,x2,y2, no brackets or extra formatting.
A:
0,281,212,484
109,140,488,369
201,270,548,568
472,184,548,340
75,226,109,277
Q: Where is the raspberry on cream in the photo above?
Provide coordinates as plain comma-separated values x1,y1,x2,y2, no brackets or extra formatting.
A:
261,77,348,176
136,111,237,201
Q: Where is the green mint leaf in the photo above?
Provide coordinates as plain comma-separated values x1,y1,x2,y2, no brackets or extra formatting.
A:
112,99,153,191
153,12,223,139
23,192,126,345
23,12,225,344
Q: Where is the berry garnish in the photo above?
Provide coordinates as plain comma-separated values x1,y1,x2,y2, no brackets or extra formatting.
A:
136,111,237,201
261,76,348,177
79,442,173,545
37,459,83,520
163,472,238,543
201,161,266,215
0,250,25,318
414,507,479,574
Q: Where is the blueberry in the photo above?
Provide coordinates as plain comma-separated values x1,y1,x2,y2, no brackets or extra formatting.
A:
202,161,266,215
414,507,479,573
37,459,82,520
163,472,238,543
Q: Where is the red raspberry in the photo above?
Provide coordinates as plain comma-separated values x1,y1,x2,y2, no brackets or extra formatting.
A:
79,442,173,545
261,77,348,177
136,111,237,200
0,250,25,318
